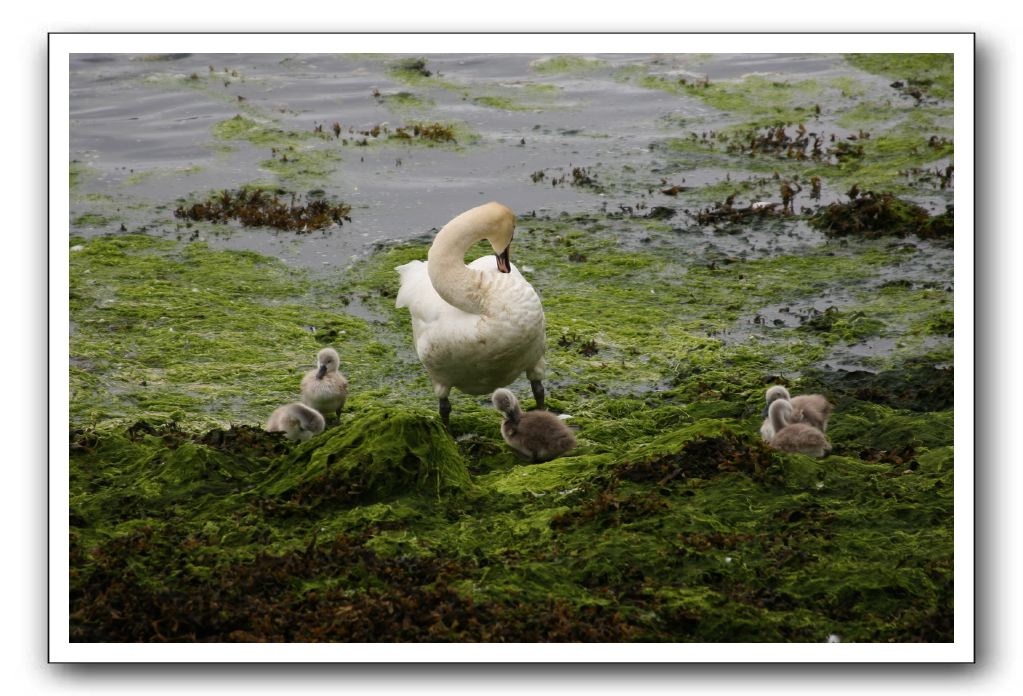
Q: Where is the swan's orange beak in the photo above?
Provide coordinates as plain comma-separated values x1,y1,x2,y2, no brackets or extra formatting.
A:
496,246,511,273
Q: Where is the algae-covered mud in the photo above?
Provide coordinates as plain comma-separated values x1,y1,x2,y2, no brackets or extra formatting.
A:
68,53,955,642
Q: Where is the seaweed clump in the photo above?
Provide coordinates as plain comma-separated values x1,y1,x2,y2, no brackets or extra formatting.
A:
392,57,432,78
809,190,952,240
802,359,953,413
725,123,868,163
256,408,472,515
390,122,457,144
174,189,352,232
71,529,635,642
687,193,787,226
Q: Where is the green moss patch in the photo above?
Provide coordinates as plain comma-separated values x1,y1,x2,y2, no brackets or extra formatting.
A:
257,408,472,513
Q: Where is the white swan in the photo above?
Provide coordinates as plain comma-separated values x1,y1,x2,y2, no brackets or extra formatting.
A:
760,385,833,442
492,388,576,462
266,402,326,442
395,202,546,426
301,347,348,419
766,399,831,457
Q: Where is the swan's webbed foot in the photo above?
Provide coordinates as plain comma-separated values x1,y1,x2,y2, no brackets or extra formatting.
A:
439,396,452,430
530,379,545,410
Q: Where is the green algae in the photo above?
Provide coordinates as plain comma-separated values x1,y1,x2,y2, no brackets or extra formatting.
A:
522,82,559,96
257,408,472,513
810,127,953,193
828,76,868,99
69,220,953,640
212,114,318,149
382,58,555,115
209,113,477,184
258,149,342,185
209,114,345,186
386,57,462,92
379,90,434,113
638,56,953,198
472,95,533,112
835,101,904,128
70,161,89,190
69,235,373,429
124,164,204,187
624,70,826,126
846,54,954,100
531,55,606,74
72,213,114,227
657,117,952,197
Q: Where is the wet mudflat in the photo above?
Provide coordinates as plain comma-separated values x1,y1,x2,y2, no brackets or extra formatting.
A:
69,53,954,642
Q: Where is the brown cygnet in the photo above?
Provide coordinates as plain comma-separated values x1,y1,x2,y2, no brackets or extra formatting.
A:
760,385,833,442
491,388,576,463
767,399,831,457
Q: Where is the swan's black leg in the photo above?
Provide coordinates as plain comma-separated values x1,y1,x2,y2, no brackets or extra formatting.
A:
439,396,452,429
530,379,545,410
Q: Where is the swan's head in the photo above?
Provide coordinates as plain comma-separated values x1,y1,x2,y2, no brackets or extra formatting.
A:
479,202,515,273
316,347,340,379
491,388,520,416
762,385,791,416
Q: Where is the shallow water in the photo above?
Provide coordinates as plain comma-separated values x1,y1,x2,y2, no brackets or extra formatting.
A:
69,54,936,253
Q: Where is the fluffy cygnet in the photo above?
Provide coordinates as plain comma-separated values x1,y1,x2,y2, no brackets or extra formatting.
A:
767,399,831,457
301,347,348,419
491,388,576,463
266,402,326,442
760,385,833,442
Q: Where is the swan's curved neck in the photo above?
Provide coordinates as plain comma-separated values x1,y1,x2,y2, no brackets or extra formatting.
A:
769,400,791,432
427,211,495,315
502,396,522,424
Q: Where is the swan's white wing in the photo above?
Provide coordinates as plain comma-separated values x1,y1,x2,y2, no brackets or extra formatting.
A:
395,260,431,310
395,255,546,395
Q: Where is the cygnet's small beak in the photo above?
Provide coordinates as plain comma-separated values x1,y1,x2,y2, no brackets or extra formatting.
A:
495,246,511,273
761,405,769,418
316,365,327,380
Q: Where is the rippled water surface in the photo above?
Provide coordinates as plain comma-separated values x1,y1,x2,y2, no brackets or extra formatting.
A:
71,53,946,264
